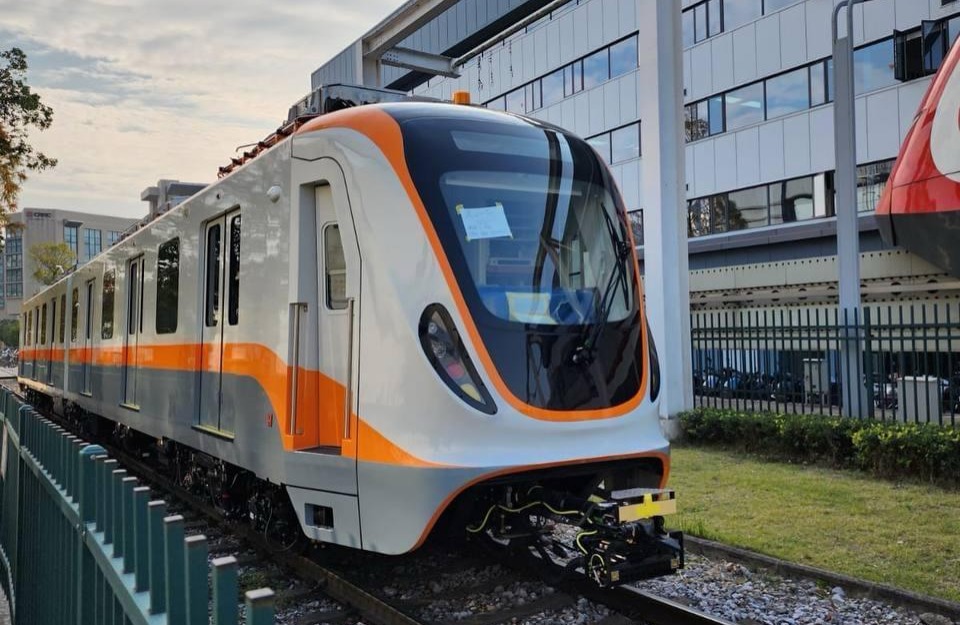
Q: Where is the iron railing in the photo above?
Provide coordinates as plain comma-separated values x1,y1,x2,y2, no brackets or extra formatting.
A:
691,303,960,425
0,388,277,624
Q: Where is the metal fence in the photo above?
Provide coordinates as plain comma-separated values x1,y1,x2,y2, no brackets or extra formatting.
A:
0,388,276,624
691,304,960,426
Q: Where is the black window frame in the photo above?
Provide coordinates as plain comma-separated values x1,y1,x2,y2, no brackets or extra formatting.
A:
71,287,79,342
156,237,180,334
228,215,241,326
205,224,222,327
101,269,115,340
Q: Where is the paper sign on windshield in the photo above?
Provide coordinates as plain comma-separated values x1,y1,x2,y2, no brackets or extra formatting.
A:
458,203,512,241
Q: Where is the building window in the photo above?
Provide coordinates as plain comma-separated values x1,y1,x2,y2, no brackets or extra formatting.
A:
770,177,816,223
610,123,641,163
6,233,21,254
6,254,21,269
724,0,762,32
84,228,102,260
156,238,180,334
688,175,824,237
64,224,79,257
587,134,612,164
855,37,897,95
765,66,809,118
609,35,638,79
484,35,637,113
627,209,644,246
725,82,764,131
583,47,610,89
107,231,122,246
856,159,895,213
101,269,115,339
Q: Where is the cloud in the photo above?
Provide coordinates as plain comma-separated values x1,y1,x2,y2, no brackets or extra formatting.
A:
4,0,405,216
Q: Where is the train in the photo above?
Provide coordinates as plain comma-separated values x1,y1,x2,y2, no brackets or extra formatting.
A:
16,85,681,586
877,32,960,277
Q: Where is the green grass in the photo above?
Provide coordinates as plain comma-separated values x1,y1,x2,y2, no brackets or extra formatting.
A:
667,445,960,602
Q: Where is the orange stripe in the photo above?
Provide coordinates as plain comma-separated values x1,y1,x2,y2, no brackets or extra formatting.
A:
298,108,649,422
20,342,439,466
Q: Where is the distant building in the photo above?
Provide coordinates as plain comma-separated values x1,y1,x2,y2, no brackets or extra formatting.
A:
140,179,206,222
3,208,141,318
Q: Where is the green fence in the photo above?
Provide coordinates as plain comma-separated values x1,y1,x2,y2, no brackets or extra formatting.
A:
0,388,276,624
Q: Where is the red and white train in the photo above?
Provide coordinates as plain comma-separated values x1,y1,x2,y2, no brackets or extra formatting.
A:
878,34,960,275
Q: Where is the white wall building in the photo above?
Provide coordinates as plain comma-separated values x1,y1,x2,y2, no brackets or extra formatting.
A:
309,0,960,273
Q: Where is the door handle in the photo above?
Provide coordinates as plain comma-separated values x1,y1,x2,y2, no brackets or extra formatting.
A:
343,297,355,440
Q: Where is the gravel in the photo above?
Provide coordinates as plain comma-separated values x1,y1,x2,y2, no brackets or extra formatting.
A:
636,553,944,625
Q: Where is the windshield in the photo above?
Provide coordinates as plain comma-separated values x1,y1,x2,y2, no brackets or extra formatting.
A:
406,118,635,327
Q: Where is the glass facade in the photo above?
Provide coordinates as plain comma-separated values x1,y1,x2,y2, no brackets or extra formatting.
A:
683,0,802,47
83,228,101,260
484,34,638,114
587,122,641,165
688,174,826,237
64,225,79,257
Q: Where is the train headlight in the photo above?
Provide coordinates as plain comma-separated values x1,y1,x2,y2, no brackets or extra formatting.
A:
419,304,497,415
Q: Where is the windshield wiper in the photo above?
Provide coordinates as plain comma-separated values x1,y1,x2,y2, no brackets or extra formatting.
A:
571,203,631,365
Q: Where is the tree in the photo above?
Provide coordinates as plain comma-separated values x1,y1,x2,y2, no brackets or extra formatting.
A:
0,47,56,218
0,319,18,348
29,242,75,286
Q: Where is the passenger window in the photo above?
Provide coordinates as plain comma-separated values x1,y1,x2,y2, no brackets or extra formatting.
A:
102,269,115,339
58,294,66,343
41,304,47,345
25,312,30,346
323,224,347,310
85,281,94,341
157,238,180,334
228,215,240,326
71,288,79,341
34,309,40,345
128,261,139,335
50,299,57,345
205,224,221,327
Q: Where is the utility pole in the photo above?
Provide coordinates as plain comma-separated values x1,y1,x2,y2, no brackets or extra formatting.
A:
833,0,872,417
638,0,692,437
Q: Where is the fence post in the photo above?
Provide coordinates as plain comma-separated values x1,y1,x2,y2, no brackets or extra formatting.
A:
245,588,276,625
185,534,209,625
212,556,239,625
76,444,105,625
121,477,138,573
148,500,167,614
133,486,150,592
164,515,187,624
863,307,875,419
111,469,127,559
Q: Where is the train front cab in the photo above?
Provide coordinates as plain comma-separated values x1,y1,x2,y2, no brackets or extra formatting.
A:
284,103,682,585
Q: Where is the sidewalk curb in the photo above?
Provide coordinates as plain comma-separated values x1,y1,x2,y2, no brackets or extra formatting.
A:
686,535,960,622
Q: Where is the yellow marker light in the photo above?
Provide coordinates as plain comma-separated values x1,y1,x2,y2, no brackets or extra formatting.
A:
460,382,482,402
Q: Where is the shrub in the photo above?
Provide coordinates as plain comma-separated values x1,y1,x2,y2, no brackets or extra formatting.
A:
678,408,960,488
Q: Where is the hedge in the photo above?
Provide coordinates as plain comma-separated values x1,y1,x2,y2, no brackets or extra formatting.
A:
678,408,960,487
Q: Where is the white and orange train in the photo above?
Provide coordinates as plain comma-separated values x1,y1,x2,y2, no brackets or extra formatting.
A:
18,88,681,585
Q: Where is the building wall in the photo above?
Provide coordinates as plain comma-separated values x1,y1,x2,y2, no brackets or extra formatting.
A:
4,209,141,318
307,0,960,273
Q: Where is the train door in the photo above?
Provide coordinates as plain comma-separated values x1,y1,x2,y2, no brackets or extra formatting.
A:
198,209,241,435
312,182,360,449
82,280,94,394
123,257,144,406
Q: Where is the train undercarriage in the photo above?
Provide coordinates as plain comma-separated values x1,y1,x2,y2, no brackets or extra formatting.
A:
41,389,683,588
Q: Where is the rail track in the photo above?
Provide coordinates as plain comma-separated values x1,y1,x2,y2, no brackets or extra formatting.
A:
4,378,731,625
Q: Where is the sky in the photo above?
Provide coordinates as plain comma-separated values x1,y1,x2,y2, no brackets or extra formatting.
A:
2,0,405,219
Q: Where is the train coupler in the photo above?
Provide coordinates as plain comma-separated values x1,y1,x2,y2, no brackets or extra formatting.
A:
576,488,684,587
